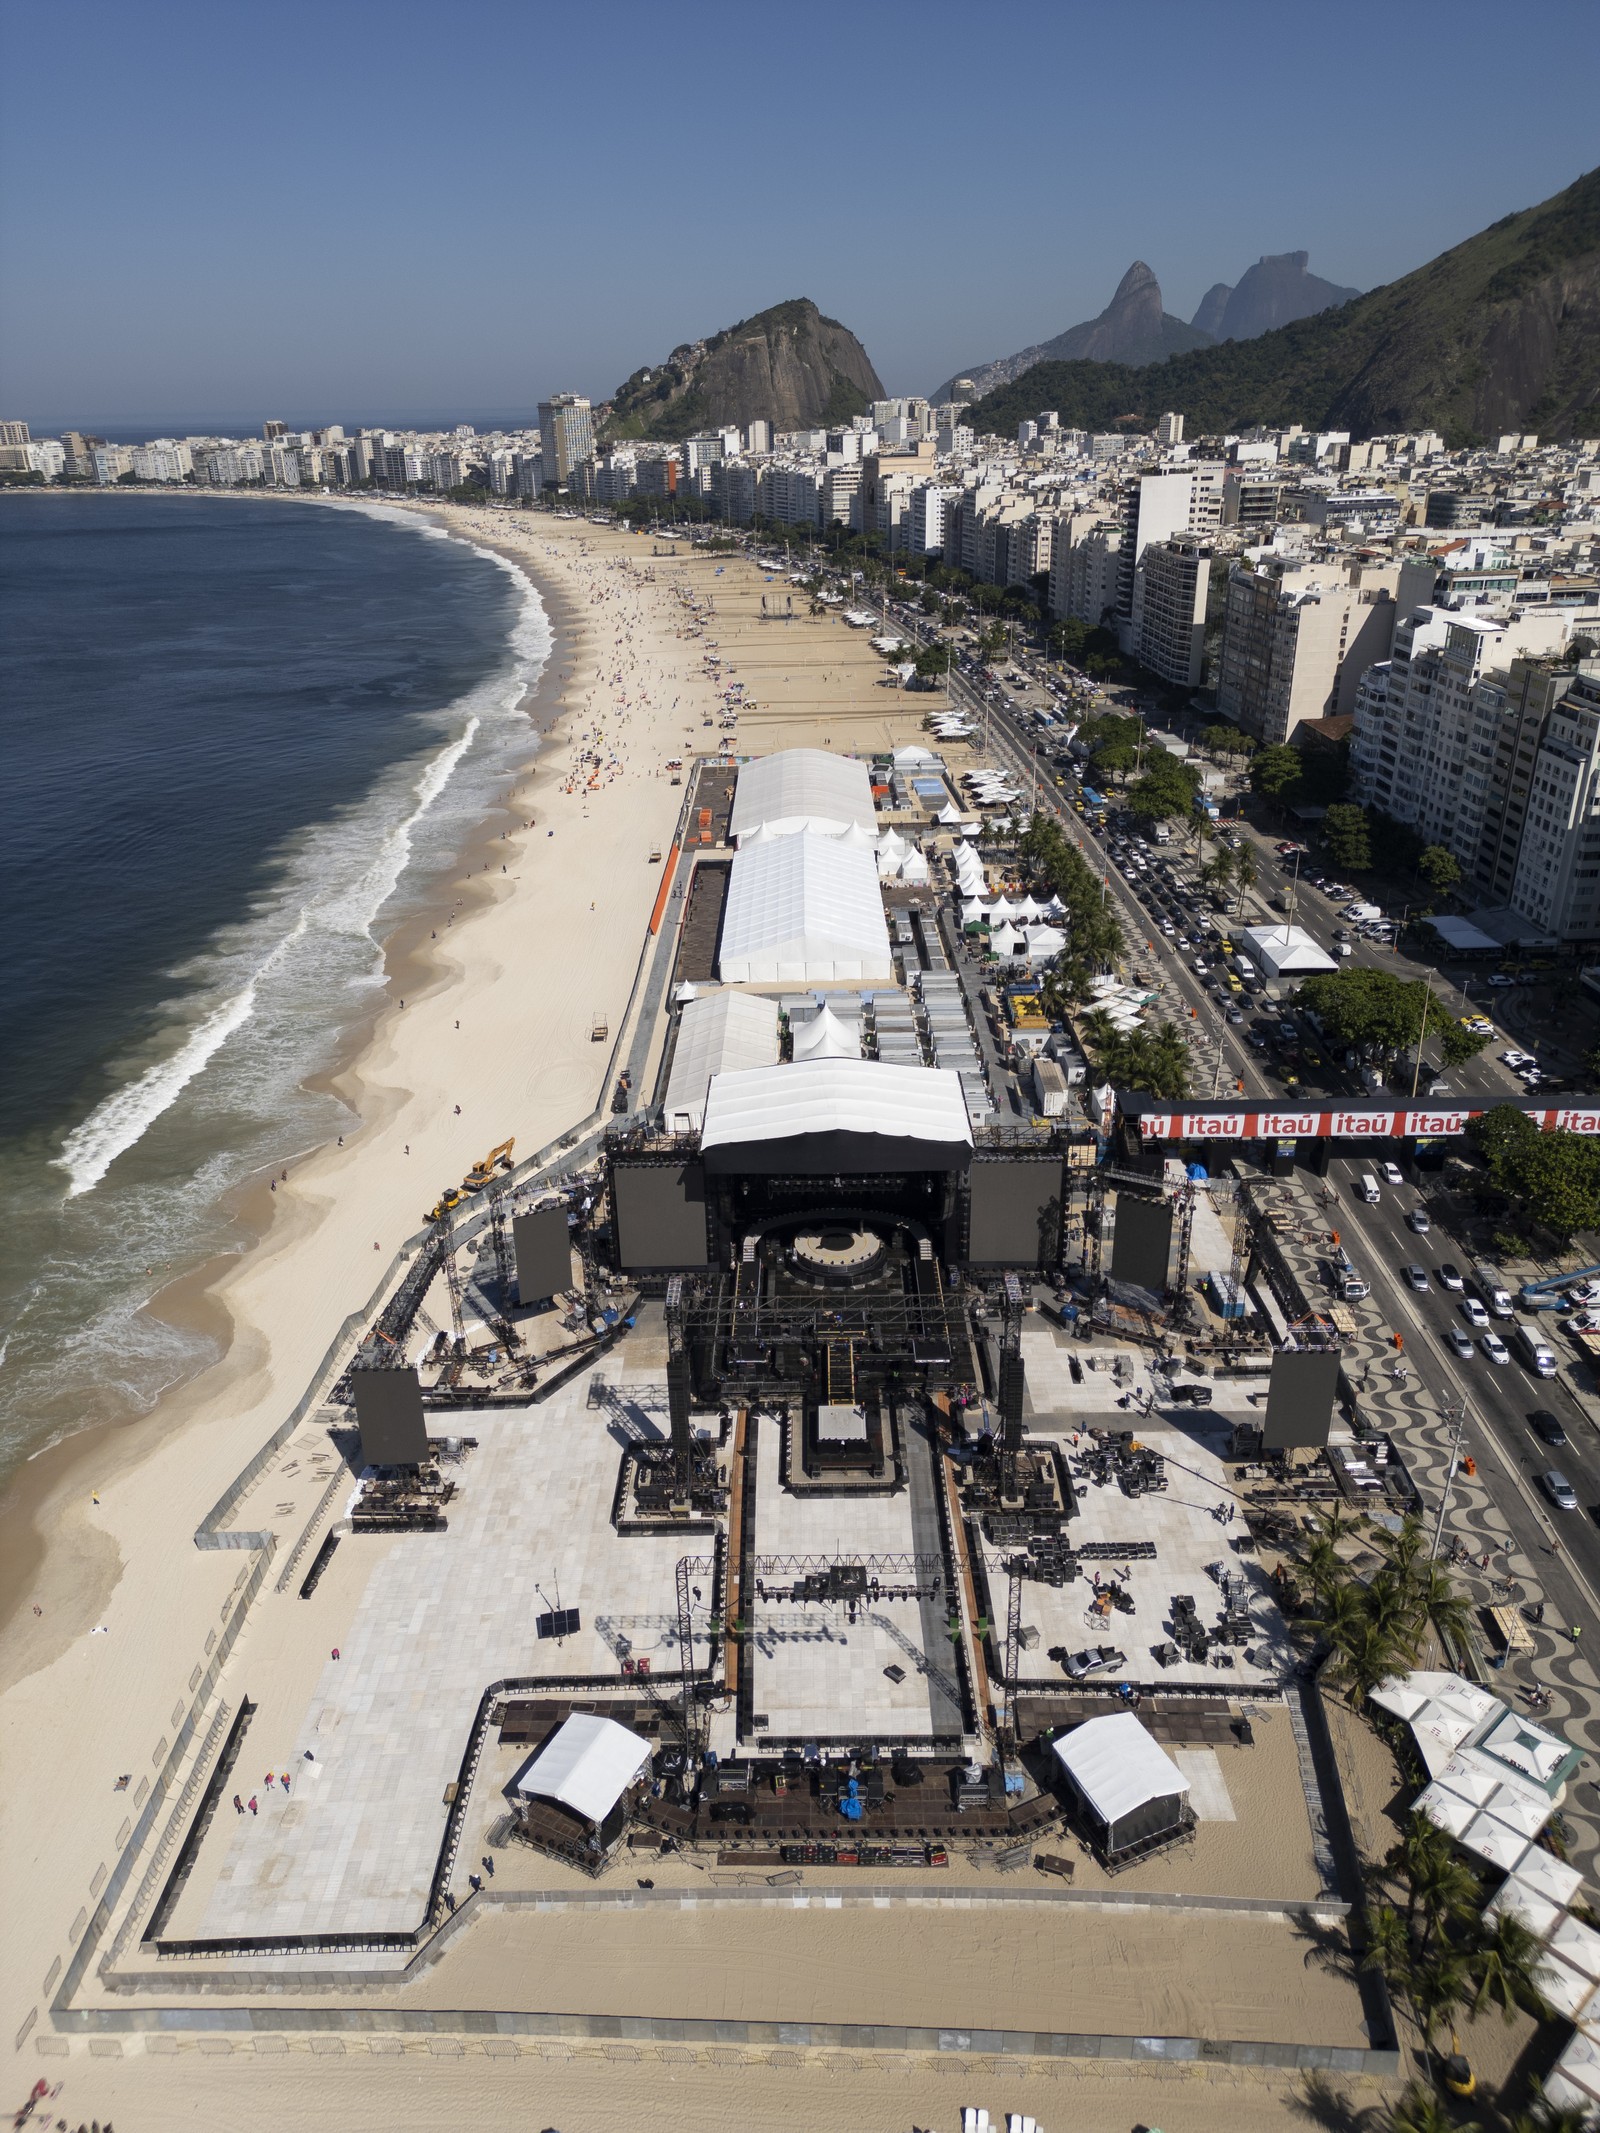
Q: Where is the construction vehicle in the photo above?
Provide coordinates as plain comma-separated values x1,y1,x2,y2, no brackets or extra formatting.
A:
463,1138,515,1192
1520,1260,1600,1311
425,1185,467,1224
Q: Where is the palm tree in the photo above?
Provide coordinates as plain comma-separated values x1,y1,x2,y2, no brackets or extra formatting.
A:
1382,2082,1478,2133
1464,1910,1548,2027
1410,1946,1472,2059
1232,844,1259,916
1299,1530,1346,1605
1402,1558,1475,1660
1511,2084,1597,2132
1396,1817,1480,1961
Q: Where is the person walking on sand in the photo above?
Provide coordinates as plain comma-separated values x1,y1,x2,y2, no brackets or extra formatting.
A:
233,1794,244,1815
248,1796,258,1816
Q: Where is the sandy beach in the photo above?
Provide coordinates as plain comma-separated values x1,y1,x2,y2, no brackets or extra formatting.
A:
6,504,1130,2125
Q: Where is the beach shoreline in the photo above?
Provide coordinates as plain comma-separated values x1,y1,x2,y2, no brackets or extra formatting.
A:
0,499,586,1672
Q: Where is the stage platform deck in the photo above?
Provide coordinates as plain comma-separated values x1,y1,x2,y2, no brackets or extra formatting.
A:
747,1414,960,1741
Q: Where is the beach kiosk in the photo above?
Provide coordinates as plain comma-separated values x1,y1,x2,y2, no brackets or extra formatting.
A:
513,1712,652,1867
1051,1711,1192,1867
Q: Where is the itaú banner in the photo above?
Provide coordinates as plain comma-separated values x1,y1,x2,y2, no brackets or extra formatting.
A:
1132,1101,1600,1141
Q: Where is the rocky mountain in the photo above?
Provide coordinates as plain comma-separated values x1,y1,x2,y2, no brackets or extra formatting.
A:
964,164,1600,445
931,263,1213,404
1202,251,1361,341
1190,282,1234,339
602,298,884,444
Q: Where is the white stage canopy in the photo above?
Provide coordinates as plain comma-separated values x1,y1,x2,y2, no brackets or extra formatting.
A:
729,748,877,844
663,991,781,1133
700,1058,973,1174
719,831,893,985
1427,914,1502,953
516,1713,651,1826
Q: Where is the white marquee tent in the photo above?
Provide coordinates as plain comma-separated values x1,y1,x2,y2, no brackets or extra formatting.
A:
719,831,893,984
516,1713,651,1828
791,1004,862,1061
730,748,877,844
700,1057,973,1173
663,991,781,1132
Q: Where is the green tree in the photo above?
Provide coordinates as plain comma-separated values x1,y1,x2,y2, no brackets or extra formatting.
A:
1204,724,1256,758
1296,969,1434,1056
1468,1104,1600,1238
1464,1910,1548,2027
1382,2077,1477,2133
1126,756,1201,823
1250,743,1303,804
1437,1020,1490,1069
1077,1015,1191,1099
1418,844,1463,894
1231,843,1259,914
1323,802,1374,872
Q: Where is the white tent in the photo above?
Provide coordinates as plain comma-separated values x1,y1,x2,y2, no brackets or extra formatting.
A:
730,748,877,844
987,895,1017,923
989,922,1025,957
700,1058,973,1170
1025,924,1067,962
1240,924,1337,980
516,1712,651,1827
1015,895,1045,922
836,820,877,849
792,1004,861,1061
719,831,893,984
960,899,990,927
663,991,781,1132
900,849,930,885
893,744,940,768
1051,1713,1189,1848
937,801,965,824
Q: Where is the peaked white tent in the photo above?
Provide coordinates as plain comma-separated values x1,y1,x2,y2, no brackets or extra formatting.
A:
990,921,1025,957
937,801,965,824
792,1004,861,1061
836,820,877,849
987,895,1017,923
1052,1713,1190,1855
516,1713,651,1827
730,748,877,844
719,831,893,984
900,849,930,885
663,991,781,1132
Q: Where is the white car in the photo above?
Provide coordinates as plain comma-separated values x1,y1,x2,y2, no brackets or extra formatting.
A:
1567,1281,1600,1307
1502,1050,1537,1070
1461,1297,1490,1328
1565,1309,1600,1334
1488,973,1517,988
1382,1162,1404,1186
1405,1207,1431,1234
1481,1332,1511,1365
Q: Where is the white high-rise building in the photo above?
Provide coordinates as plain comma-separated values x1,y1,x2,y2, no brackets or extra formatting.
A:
1509,669,1600,940
1216,561,1399,745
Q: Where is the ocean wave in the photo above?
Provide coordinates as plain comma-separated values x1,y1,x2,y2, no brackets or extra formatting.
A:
51,511,552,1201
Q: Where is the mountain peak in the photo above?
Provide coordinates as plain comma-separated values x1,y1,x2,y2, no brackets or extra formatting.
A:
1113,260,1160,301
604,298,884,443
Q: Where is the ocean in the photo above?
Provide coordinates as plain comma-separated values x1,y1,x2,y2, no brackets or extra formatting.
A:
0,492,551,1490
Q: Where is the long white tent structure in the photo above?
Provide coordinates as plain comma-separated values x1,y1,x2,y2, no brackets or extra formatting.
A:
718,830,893,985
662,991,781,1133
729,747,878,845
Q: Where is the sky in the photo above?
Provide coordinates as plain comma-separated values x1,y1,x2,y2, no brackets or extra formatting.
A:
2,0,1597,435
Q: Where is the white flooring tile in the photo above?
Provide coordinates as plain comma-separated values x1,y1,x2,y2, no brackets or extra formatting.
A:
202,1365,708,1939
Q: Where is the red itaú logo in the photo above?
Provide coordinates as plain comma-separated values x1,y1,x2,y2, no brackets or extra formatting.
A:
1554,1108,1600,1134
1403,1110,1469,1137
1184,1113,1246,1137
1329,1111,1396,1136
1258,1111,1319,1137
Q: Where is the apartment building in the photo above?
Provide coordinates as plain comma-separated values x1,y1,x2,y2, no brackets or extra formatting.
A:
1216,560,1399,745
1135,537,1211,690
538,394,595,490
759,461,821,526
1050,523,1122,628
908,481,959,558
1509,669,1600,940
1467,658,1582,908
1115,469,1197,623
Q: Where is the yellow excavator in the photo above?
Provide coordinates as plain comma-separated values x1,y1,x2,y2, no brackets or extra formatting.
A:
463,1138,515,1192
425,1184,467,1224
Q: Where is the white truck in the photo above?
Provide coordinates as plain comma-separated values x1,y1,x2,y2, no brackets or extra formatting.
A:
1031,1057,1070,1118
1472,1262,1515,1318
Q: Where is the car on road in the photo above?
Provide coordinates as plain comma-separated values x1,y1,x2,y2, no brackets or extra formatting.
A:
1226,1005,1245,1023
1382,1162,1404,1186
1461,1297,1490,1328
1541,1470,1580,1512
1460,1016,1495,1037
1402,1264,1430,1292
1437,1263,1465,1291
1406,1207,1432,1233
1481,1332,1511,1364
1501,1050,1537,1071
1444,1325,1476,1360
1488,973,1517,988
1529,1410,1570,1448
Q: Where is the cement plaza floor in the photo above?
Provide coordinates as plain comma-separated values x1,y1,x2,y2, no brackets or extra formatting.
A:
994,1330,1295,1692
200,1363,712,1940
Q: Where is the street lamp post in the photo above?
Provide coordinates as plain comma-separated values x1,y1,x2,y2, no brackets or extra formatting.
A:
1429,1399,1469,1562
